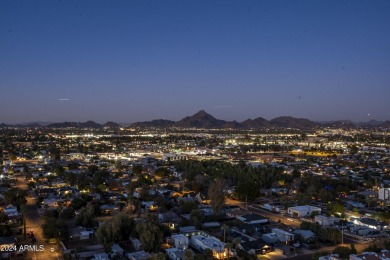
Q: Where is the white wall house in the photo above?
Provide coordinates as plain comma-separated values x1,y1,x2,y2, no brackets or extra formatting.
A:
271,228,295,244
379,188,390,201
315,215,339,226
165,248,185,260
287,205,321,217
171,234,189,250
190,234,227,259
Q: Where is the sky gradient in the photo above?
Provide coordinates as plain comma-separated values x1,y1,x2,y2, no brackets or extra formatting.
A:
1,0,390,124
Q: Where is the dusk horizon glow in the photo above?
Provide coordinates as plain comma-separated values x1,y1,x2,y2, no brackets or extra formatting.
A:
1,0,390,124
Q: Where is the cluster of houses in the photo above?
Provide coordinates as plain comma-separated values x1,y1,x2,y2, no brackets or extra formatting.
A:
0,127,390,259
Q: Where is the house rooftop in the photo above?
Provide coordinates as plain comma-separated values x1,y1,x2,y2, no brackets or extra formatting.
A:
240,213,268,222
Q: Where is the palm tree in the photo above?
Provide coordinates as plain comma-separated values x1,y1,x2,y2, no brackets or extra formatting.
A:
44,204,49,215
232,238,241,255
20,203,27,239
221,223,229,242
57,205,63,220
225,242,233,259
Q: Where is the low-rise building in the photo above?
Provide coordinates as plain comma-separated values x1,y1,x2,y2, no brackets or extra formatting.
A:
379,188,390,201
293,230,316,242
287,205,321,217
111,244,124,258
2,205,19,217
315,215,339,226
130,238,143,251
171,234,189,250
240,240,273,255
237,213,269,224
94,253,109,260
190,234,227,259
353,218,388,230
262,229,294,245
165,248,186,260
261,203,284,213
125,251,151,260
318,254,341,260
271,228,295,244
350,250,390,260
162,154,188,162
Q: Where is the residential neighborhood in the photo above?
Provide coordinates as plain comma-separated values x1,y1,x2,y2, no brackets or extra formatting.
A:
0,123,389,260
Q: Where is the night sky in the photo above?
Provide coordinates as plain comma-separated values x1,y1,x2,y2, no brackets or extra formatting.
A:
1,0,389,124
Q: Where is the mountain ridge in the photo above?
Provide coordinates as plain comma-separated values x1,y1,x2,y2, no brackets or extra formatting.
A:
1,111,389,129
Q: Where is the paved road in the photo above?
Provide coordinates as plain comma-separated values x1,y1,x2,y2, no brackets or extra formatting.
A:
16,175,61,260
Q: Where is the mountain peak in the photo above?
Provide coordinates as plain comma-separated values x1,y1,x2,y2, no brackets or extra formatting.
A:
104,121,121,127
270,116,317,128
175,110,223,128
194,110,210,116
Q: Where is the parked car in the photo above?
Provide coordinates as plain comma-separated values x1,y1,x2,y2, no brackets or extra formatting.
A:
28,231,34,238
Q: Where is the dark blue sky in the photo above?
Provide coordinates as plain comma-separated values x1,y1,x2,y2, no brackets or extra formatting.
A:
1,0,389,123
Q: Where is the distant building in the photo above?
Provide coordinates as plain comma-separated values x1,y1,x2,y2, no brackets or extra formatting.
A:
171,234,189,250
93,253,109,260
237,213,269,224
350,250,390,260
165,248,186,260
262,229,294,245
261,203,285,213
379,188,390,201
80,231,93,240
190,234,227,259
162,154,188,162
271,228,295,244
345,200,365,209
318,254,341,260
125,251,151,260
111,244,124,258
352,218,388,230
315,215,339,226
2,205,19,217
130,238,142,251
287,205,321,217
293,230,316,242
240,240,273,255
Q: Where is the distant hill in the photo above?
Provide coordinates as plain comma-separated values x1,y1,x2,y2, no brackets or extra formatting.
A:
320,120,356,128
222,120,242,129
47,121,102,128
241,117,272,128
20,121,52,127
380,121,390,128
131,119,175,128
16,123,42,128
270,116,318,129
174,110,228,128
103,121,121,128
5,111,389,129
131,111,320,129
356,120,383,127
0,122,44,128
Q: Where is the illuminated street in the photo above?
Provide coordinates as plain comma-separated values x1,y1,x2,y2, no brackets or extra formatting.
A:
16,175,61,260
